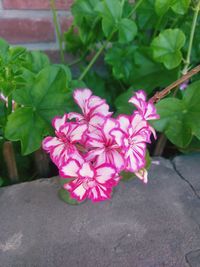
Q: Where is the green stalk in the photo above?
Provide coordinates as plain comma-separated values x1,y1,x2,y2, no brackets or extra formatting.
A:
128,0,144,18
78,0,144,81
182,0,200,74
50,0,64,63
7,95,12,115
152,16,163,39
78,34,113,81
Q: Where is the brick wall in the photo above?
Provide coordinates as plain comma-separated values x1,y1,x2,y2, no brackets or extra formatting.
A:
0,0,73,61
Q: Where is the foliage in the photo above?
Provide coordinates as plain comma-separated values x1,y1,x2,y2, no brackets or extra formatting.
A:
64,0,200,152
0,0,200,185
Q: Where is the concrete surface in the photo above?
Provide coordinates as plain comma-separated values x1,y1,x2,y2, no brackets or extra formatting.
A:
0,154,200,267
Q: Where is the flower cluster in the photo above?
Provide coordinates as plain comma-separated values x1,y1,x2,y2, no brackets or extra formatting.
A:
42,89,159,202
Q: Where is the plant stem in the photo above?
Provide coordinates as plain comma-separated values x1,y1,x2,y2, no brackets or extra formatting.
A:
128,0,144,17
78,0,144,81
68,57,83,67
153,133,167,156
50,0,64,63
7,95,12,115
152,16,162,38
182,0,200,74
3,141,19,182
150,64,200,103
78,34,113,81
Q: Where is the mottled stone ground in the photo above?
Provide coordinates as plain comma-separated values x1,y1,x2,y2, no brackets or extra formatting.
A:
0,154,200,267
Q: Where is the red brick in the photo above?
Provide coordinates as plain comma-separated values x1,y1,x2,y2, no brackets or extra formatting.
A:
2,0,73,10
60,16,73,33
0,18,55,44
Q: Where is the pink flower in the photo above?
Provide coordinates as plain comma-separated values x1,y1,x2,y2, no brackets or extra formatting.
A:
111,114,151,172
42,114,87,167
86,118,125,171
60,159,117,202
68,89,112,131
129,90,159,120
134,168,148,184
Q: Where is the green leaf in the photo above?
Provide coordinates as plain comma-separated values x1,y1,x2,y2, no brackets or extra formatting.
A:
72,0,99,25
5,66,68,154
72,0,101,44
171,0,191,15
152,80,200,147
0,38,9,61
130,48,179,93
155,0,172,16
96,0,123,36
55,64,72,87
105,44,136,81
115,87,135,115
151,29,185,69
58,188,82,205
152,98,192,147
136,0,157,29
106,45,179,92
179,137,200,153
5,107,49,154
64,26,85,55
26,51,50,73
118,18,137,43
155,0,190,16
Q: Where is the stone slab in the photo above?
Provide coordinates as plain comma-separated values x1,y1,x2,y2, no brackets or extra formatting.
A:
0,156,200,267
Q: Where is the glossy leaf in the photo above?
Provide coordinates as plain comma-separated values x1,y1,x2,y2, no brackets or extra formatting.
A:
171,0,191,15
5,66,68,154
26,51,50,73
118,18,137,43
155,0,172,16
105,44,136,81
151,29,185,69
152,80,200,148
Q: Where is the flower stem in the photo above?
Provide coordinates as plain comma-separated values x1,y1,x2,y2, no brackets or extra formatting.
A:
128,0,144,17
7,95,12,115
78,34,113,81
182,0,200,74
150,64,200,103
50,0,64,63
78,0,144,81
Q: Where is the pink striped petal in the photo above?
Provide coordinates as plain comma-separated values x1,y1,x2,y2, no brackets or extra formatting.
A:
107,150,125,171
89,114,105,129
88,185,112,202
64,179,88,202
73,88,92,113
85,148,105,162
69,124,87,142
103,118,118,137
145,103,160,120
60,159,80,178
110,129,125,147
42,137,62,151
136,90,146,101
135,168,148,184
130,113,147,134
79,162,94,179
52,114,68,132
96,164,116,184
117,115,130,133
68,112,84,122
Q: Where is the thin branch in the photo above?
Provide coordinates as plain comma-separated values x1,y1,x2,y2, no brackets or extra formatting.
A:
150,64,200,103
